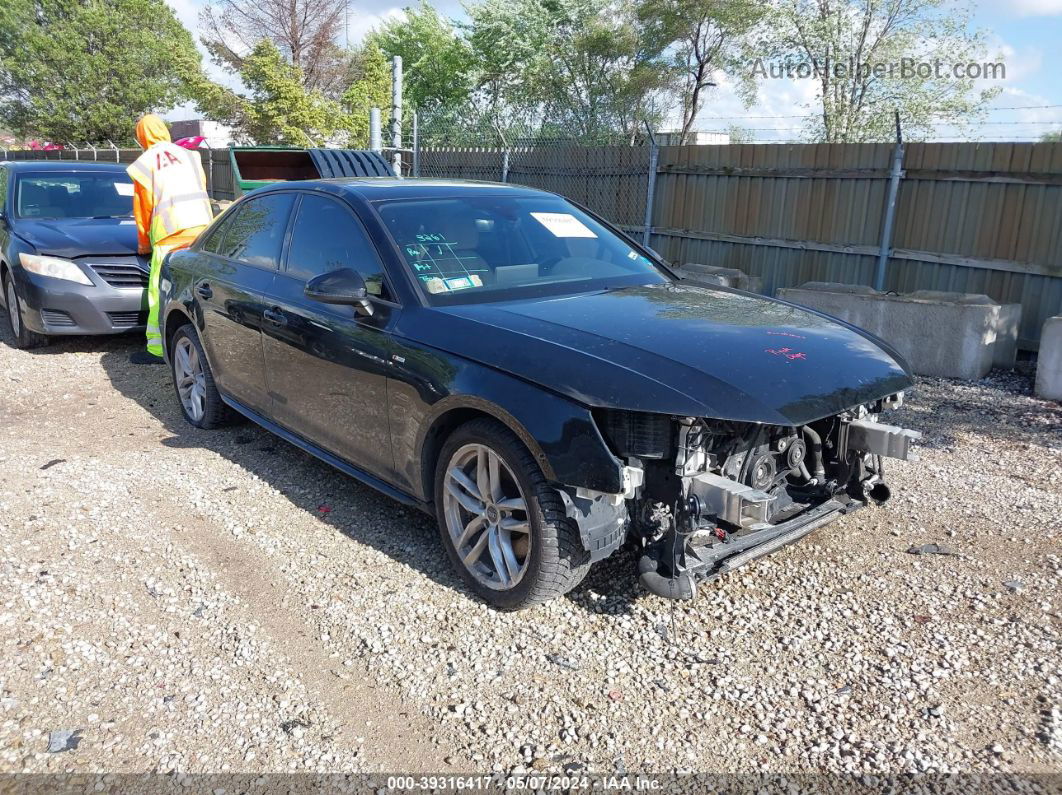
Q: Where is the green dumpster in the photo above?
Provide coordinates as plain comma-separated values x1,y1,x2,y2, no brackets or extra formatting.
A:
228,146,394,197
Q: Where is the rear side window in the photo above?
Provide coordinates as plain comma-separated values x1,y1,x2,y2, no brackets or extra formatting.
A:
218,192,295,269
286,194,391,299
198,216,229,254
0,168,8,212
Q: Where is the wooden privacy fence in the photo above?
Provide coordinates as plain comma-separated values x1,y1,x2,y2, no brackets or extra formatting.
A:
7,141,1060,347
650,142,1062,350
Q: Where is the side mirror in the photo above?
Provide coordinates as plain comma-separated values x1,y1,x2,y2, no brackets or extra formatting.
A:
304,267,374,316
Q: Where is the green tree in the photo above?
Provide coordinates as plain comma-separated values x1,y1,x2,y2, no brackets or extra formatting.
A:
190,40,353,146
1043,130,1062,142
638,0,765,144
0,0,200,144
762,0,1001,143
342,43,392,147
368,3,474,113
465,0,670,143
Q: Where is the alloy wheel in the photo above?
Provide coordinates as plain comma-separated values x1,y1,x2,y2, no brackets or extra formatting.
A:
443,443,532,590
6,279,20,338
173,336,206,422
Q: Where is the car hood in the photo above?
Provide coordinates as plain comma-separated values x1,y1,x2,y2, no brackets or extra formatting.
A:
14,217,139,258
405,283,914,426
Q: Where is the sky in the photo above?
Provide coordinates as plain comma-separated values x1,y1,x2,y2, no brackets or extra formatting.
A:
164,0,1062,142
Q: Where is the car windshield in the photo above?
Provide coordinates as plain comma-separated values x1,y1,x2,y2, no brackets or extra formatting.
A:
376,195,669,304
15,171,134,219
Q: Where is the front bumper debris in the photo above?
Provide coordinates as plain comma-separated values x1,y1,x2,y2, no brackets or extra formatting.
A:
638,497,861,600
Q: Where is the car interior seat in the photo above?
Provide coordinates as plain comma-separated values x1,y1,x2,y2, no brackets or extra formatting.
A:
434,214,490,282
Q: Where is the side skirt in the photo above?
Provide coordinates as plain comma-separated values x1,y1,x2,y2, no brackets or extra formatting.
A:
219,392,431,513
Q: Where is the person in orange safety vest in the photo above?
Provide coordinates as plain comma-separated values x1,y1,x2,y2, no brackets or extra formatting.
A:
126,114,213,363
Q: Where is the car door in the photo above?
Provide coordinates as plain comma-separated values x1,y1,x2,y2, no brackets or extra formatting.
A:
0,166,10,279
194,191,295,414
261,192,398,478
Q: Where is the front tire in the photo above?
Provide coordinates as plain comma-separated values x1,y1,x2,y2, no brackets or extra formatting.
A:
3,272,49,349
169,323,234,429
434,418,590,610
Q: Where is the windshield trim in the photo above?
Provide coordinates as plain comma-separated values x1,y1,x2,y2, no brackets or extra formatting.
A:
13,170,135,220
369,193,676,308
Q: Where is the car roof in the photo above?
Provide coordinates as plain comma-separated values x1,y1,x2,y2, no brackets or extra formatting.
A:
1,160,128,173
253,177,553,202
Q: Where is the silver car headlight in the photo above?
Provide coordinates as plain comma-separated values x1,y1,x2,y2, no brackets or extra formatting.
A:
19,253,93,286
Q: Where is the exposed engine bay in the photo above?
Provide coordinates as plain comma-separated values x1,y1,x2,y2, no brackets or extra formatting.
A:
568,393,920,599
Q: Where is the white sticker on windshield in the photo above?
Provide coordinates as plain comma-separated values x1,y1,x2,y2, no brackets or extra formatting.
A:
115,182,134,196
530,212,597,238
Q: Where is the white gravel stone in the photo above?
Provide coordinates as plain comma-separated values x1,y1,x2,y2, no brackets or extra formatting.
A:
0,330,1059,777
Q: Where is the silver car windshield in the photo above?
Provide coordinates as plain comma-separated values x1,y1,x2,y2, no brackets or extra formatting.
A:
15,171,134,220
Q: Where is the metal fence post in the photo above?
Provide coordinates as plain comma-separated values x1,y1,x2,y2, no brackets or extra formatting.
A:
86,143,97,161
107,140,119,162
874,112,905,291
369,108,382,152
391,56,403,174
412,110,419,177
501,148,509,183
642,126,659,248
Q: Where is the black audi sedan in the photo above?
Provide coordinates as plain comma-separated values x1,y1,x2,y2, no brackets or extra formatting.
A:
0,161,148,348
159,178,919,609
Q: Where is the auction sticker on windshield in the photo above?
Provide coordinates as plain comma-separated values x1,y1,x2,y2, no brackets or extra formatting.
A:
530,212,597,238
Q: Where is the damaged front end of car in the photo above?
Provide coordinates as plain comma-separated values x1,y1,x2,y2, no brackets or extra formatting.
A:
569,393,920,600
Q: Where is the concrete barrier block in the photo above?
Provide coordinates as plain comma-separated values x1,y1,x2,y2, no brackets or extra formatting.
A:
777,284,1022,381
679,263,763,294
1035,317,1062,402
906,291,1019,369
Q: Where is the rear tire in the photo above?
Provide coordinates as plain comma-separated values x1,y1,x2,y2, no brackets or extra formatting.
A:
3,272,49,349
169,323,234,429
434,418,590,610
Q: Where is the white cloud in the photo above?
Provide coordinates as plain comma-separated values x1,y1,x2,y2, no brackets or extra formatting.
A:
1010,0,1062,15
344,6,405,45
986,36,1042,84
687,66,821,142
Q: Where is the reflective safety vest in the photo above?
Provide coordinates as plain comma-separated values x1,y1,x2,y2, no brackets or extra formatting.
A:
126,142,213,244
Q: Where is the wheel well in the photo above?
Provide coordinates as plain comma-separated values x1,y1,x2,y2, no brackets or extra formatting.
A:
420,407,496,503
164,307,193,355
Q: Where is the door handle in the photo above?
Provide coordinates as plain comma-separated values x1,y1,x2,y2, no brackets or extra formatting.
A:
196,283,213,300
263,307,287,327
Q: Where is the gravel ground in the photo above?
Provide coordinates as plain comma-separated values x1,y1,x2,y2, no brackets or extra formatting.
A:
0,324,1059,779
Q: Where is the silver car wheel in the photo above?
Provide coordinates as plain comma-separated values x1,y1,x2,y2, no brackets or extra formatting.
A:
6,279,20,338
173,336,206,422
443,443,531,591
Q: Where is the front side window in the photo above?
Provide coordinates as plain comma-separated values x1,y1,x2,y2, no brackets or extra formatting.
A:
286,194,391,298
219,192,295,269
375,195,667,305
15,171,134,219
